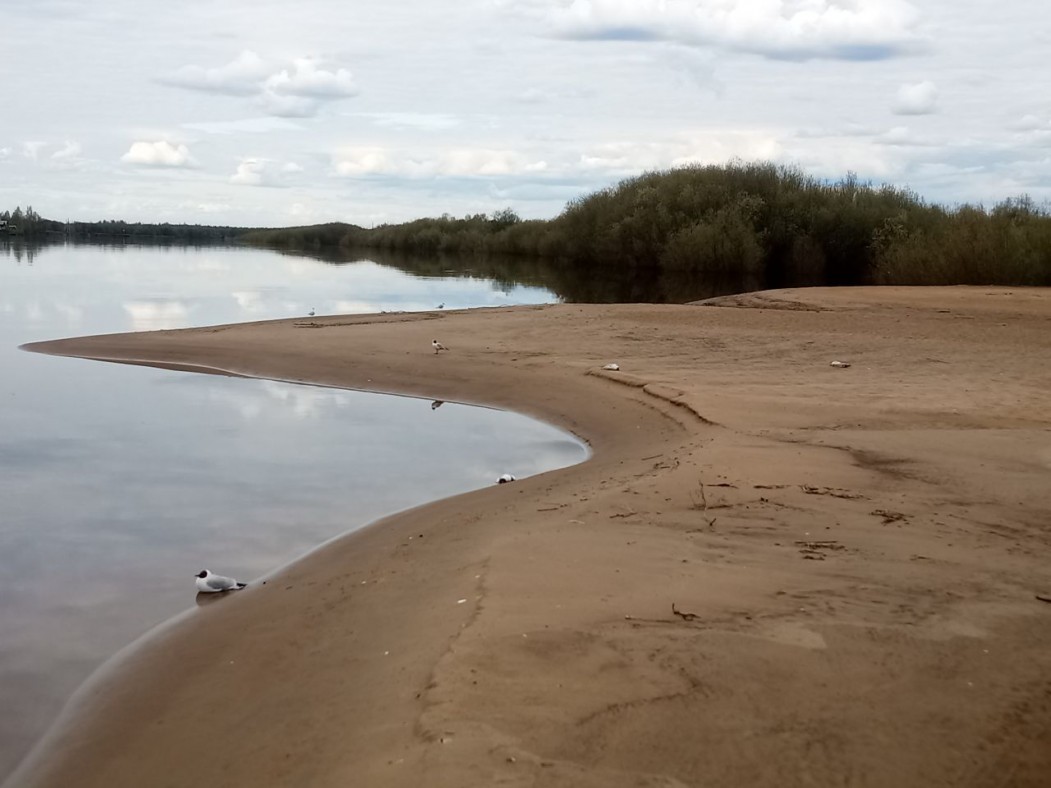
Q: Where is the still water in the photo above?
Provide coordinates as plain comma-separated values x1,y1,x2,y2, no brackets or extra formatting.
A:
0,241,585,781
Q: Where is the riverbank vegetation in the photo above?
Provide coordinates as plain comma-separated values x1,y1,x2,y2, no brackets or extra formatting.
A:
243,162,1051,289
0,207,247,243
10,163,1051,290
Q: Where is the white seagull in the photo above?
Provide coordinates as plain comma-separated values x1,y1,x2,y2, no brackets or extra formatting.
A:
195,569,247,594
497,473,516,484
432,339,449,354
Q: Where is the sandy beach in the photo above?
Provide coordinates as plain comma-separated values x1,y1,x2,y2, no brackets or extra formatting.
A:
12,286,1051,787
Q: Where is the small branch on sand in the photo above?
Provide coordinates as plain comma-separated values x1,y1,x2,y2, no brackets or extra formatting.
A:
671,603,700,621
801,485,864,500
690,482,708,512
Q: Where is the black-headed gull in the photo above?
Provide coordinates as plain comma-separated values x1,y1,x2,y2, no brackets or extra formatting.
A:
195,569,247,593
432,339,449,354
497,473,516,484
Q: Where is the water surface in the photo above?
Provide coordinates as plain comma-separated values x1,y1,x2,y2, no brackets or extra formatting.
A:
0,241,584,781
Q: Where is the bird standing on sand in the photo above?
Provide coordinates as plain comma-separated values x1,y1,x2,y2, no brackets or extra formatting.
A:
432,339,448,354
497,473,516,484
195,569,247,593
431,400,444,410
308,308,315,317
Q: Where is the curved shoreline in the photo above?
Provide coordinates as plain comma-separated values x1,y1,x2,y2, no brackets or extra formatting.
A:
12,290,1051,787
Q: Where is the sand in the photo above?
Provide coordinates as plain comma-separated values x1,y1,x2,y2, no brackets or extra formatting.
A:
11,286,1051,787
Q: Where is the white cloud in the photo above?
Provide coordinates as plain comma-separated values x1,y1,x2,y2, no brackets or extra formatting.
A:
22,141,46,160
1010,115,1047,132
50,141,81,160
230,158,297,187
161,53,358,118
160,50,270,96
893,81,938,115
256,91,320,119
549,0,923,61
264,58,358,98
334,148,392,177
333,147,549,178
121,140,197,168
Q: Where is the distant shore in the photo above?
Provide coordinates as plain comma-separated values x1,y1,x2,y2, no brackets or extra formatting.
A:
13,287,1051,788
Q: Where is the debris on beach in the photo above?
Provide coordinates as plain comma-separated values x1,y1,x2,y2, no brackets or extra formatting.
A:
829,360,851,368
497,473,516,484
671,603,700,621
602,363,620,371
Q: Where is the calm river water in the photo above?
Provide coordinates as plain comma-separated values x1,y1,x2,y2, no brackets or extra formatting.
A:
0,241,585,781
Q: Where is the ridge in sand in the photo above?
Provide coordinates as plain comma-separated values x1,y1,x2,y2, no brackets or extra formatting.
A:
12,287,1051,788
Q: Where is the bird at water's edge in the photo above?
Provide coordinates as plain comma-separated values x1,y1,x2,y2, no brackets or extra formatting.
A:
195,569,247,593
432,339,448,354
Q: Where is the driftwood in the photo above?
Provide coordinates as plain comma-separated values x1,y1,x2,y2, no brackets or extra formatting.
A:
671,603,700,621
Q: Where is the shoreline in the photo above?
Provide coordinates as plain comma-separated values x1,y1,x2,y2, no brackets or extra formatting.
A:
11,288,1051,787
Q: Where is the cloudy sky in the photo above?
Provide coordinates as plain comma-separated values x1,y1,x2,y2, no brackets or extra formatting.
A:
1,0,1048,227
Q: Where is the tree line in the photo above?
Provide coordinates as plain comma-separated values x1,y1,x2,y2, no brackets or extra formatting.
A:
242,162,1051,289
9,162,1051,290
1,207,249,243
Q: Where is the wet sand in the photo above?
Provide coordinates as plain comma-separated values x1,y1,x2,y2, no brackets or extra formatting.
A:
12,286,1051,787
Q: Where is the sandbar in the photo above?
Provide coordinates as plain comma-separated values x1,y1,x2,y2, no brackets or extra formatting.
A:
12,287,1051,787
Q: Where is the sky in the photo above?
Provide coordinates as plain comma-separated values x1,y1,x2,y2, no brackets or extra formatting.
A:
1,0,1049,227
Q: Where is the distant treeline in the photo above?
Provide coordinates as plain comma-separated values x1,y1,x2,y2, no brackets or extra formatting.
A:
243,163,1051,289
1,206,249,243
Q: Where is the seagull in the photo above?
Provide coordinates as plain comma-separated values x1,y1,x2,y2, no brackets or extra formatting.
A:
431,400,444,410
497,473,516,484
308,308,315,317
437,303,445,309
432,339,449,354
195,569,247,594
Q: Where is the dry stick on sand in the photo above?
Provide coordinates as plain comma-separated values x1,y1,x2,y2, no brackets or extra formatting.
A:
671,603,701,621
689,481,718,530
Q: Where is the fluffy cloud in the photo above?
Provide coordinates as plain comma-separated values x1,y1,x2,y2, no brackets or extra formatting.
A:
50,141,81,160
230,158,301,187
121,140,197,168
331,136,787,181
263,58,357,98
162,52,358,118
160,50,270,96
333,147,549,178
550,0,922,61
333,148,393,176
256,92,320,119
22,141,46,160
893,81,938,115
